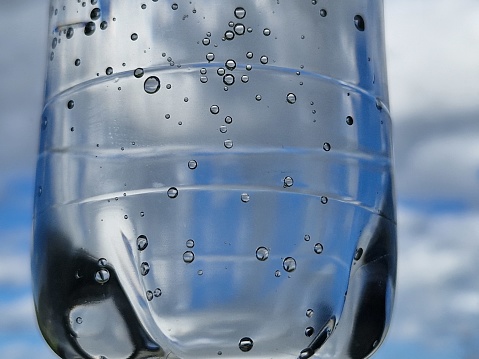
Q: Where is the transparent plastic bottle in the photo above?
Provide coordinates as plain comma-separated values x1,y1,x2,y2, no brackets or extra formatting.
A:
32,1,396,359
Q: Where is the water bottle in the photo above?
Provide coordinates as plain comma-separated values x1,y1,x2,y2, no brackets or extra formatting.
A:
32,1,396,358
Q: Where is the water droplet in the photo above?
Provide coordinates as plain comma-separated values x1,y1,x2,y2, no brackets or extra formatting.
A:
171,3,178,10
354,15,365,31
305,327,315,337
323,142,331,151
90,7,101,20
100,20,108,30
74,58,81,66
321,196,328,204
306,309,314,317
354,248,363,260
241,75,249,83
183,251,195,263
286,93,296,104
76,317,83,324
206,52,215,62
186,239,195,248
98,258,108,266
320,9,327,17
234,7,246,19
202,37,210,45
234,23,245,35
188,160,197,169
141,262,150,276
210,105,220,114
200,76,208,83
238,337,253,352
95,268,110,284
224,30,235,40
66,27,74,39
260,55,268,64
84,21,96,36
167,187,178,198
346,116,354,125
224,139,233,149
225,116,233,124
146,290,153,301
217,67,225,76
256,247,269,261
299,348,314,359
67,100,74,109
241,193,250,203
263,28,271,36
283,257,296,272
225,59,236,70
283,176,294,187
275,270,281,277
314,243,323,254
144,76,160,94
131,33,138,41
154,288,162,297
223,74,235,86
255,94,262,101
134,68,144,78
219,125,227,133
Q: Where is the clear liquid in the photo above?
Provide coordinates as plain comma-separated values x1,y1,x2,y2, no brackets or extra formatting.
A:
33,1,396,358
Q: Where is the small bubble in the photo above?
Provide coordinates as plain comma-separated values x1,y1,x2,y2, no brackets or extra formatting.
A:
256,247,269,261
105,67,113,75
224,30,235,40
124,214,128,219
141,3,147,9
38,185,43,196
67,100,74,109
144,76,160,94
171,3,178,10
283,176,294,187
146,290,153,301
206,52,215,62
314,243,323,254
74,58,81,66
225,116,232,124
134,68,144,78
76,317,83,324
154,288,162,297
200,76,208,83
98,258,108,266
263,28,271,36
234,7,246,19
306,309,314,317
275,270,281,277
260,56,268,64
165,114,170,119
286,93,296,104
255,94,262,101
167,187,178,198
224,139,233,149
217,351,222,355
312,0,317,4
246,64,252,71
84,22,96,36
70,127,74,132
376,98,383,111
320,9,327,17
141,262,150,276
301,35,305,39
90,7,101,20
183,251,195,263
354,15,365,31
247,27,253,33
354,248,363,260
241,75,249,83
184,97,189,102
66,27,74,39
321,196,328,204
238,337,253,352
217,67,225,76
246,51,253,59
305,327,315,337
202,37,210,45
299,348,314,359
210,105,220,114
51,37,57,49
136,234,148,251
346,116,354,125
166,83,171,89
241,193,250,203
225,59,236,70
100,20,108,30
234,23,245,35
131,33,138,41
186,239,195,248
95,268,110,284
304,234,311,242
323,142,331,151
222,74,234,86
228,21,234,27
283,257,296,272
188,160,197,169
219,125,227,133
197,269,203,275
140,211,145,217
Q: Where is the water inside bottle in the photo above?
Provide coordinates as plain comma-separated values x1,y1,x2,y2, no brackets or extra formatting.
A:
33,1,396,358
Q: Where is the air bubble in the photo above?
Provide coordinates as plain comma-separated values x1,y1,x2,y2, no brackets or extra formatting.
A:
283,176,294,187
304,234,311,242
224,139,233,149
305,327,315,337
245,64,252,71
354,15,365,31
134,68,144,78
98,258,108,266
100,21,107,30
140,262,150,276
234,23,245,35
197,270,203,275
95,268,110,284
260,56,268,64
141,3,146,9
286,93,296,104
306,309,314,317
202,38,210,45
167,187,178,198
255,94,262,101
225,59,236,70
241,75,249,83
354,248,363,260
200,76,208,83
144,76,160,94
84,22,96,36
275,270,281,277
234,7,246,19
106,67,113,75
183,251,195,263
228,21,234,27
246,51,253,59
283,257,296,272
210,105,220,114
323,142,331,151
188,160,197,169
52,38,57,49
299,348,314,359
146,290,153,301
66,27,74,39
321,196,328,204
256,247,269,261
184,97,189,102
140,212,145,217
76,317,83,324
346,116,354,125
206,52,215,62
263,28,271,36
241,193,250,203
90,7,101,20
238,337,253,352
314,243,323,254
131,33,138,41
225,116,232,124
74,59,81,66
67,100,74,109
186,239,195,248
219,125,227,133
171,3,178,10
154,288,162,297
217,67,225,76
320,9,327,17
224,30,235,40
223,74,235,86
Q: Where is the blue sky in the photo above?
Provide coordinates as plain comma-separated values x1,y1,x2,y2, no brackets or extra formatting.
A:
1,0,479,358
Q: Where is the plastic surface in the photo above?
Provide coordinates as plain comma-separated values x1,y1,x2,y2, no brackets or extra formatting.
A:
33,1,396,358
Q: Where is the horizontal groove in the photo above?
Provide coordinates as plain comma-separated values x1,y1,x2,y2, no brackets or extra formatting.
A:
43,61,390,115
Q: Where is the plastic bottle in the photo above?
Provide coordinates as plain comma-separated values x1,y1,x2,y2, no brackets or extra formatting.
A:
32,1,396,358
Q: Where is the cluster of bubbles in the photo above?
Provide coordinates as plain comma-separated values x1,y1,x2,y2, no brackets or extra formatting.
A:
94,257,110,284
136,235,162,301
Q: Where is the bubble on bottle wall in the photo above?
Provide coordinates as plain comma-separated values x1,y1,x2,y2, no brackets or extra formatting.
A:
354,15,365,31
241,193,250,203
314,243,323,254
188,160,197,169
144,76,160,94
67,100,74,109
90,8,101,20
346,116,354,125
238,337,253,352
283,257,296,272
260,56,268,64
283,176,294,187
134,68,144,78
263,28,271,36
186,239,195,248
84,22,96,36
210,105,220,114
100,21,108,30
167,187,178,198
234,7,246,19
140,262,150,276
183,251,195,263
95,268,110,284
255,247,269,261
320,9,327,17
286,93,296,104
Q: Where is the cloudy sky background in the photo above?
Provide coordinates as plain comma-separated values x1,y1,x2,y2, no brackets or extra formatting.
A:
1,0,478,358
